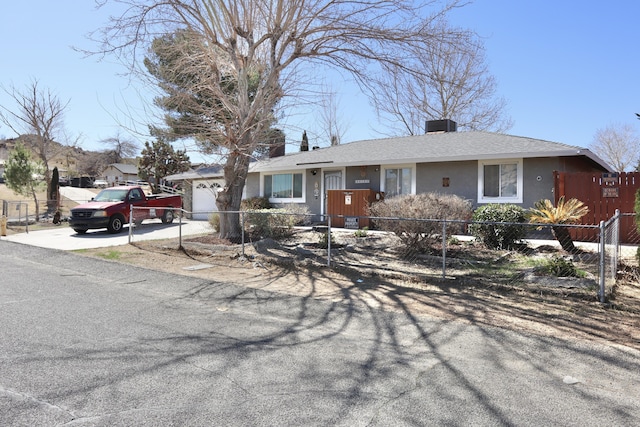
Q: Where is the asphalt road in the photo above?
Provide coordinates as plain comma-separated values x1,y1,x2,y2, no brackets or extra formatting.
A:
1,240,639,426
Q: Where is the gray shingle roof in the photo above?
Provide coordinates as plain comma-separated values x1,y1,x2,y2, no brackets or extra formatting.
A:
164,164,224,181
250,131,611,172
109,163,139,174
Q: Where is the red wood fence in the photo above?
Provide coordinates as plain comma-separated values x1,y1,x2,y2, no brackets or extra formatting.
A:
553,171,639,243
327,189,381,228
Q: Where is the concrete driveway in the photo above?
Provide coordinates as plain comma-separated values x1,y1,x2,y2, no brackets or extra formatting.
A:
59,186,98,204
1,219,212,250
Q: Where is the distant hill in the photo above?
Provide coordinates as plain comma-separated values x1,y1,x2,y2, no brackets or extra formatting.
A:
0,135,137,178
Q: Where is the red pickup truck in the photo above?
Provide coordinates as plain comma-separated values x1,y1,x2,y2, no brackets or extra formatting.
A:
69,186,183,234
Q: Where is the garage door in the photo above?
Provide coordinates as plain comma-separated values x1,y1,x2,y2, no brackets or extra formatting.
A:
192,180,224,220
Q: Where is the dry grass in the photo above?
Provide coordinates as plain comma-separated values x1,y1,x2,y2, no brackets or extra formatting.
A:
0,183,80,233
0,182,47,203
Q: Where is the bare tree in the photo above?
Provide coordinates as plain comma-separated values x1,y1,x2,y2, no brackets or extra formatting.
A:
0,80,70,211
90,0,463,240
589,123,640,172
100,132,140,164
372,19,512,136
318,87,347,146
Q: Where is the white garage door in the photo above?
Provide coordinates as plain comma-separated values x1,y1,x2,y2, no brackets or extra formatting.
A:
192,180,224,220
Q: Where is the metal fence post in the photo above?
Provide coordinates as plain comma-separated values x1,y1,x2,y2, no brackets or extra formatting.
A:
128,204,134,244
614,209,620,269
598,220,606,303
178,208,183,249
241,211,245,258
327,215,332,267
441,220,447,279
25,204,28,233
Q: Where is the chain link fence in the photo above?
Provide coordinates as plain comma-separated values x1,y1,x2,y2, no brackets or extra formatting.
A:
128,207,638,303
2,200,32,233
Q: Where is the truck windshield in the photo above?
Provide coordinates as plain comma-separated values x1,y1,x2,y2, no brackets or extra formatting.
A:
93,189,128,202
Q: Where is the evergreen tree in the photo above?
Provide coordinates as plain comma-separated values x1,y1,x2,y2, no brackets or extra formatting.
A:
5,142,45,220
138,138,190,193
49,166,61,221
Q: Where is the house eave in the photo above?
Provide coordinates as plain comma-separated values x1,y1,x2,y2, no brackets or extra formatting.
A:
249,151,612,173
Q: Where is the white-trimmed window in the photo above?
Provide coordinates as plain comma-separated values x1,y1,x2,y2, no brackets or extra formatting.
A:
383,166,413,197
263,172,304,201
478,159,523,203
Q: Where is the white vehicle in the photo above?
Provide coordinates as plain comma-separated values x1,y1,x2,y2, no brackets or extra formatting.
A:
93,179,109,188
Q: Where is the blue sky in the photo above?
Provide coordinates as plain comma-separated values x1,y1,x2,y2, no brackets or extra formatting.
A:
1,1,639,160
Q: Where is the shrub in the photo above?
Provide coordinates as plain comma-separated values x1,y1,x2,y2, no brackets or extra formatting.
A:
208,212,220,231
241,197,271,210
368,193,472,255
354,227,369,238
244,204,311,239
317,231,334,249
280,203,312,225
536,255,585,278
470,204,527,250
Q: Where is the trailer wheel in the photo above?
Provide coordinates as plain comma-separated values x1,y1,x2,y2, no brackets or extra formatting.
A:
107,215,125,233
161,209,174,224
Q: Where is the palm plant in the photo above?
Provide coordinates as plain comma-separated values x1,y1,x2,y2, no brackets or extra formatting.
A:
528,197,589,254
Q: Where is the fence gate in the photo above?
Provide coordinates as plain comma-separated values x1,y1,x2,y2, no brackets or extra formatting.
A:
553,171,639,243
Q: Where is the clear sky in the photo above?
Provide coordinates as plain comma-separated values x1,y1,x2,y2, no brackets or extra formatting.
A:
1,1,639,161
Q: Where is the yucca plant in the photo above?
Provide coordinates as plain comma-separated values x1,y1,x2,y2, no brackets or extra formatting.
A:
528,197,589,254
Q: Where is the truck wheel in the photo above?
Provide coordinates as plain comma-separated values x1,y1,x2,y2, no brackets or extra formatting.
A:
161,209,174,224
107,215,125,234
74,229,87,234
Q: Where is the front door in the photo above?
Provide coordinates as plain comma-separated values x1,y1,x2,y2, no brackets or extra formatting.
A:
323,170,343,217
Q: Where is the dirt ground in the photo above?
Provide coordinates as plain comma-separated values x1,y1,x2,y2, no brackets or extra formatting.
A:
74,231,640,352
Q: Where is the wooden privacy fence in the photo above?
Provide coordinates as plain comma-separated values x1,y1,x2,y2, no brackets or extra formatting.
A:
326,189,382,229
554,171,639,243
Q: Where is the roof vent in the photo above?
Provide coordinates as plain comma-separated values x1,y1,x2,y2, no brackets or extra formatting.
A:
425,119,457,134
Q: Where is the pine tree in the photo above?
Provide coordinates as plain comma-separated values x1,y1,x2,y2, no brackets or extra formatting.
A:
5,142,45,220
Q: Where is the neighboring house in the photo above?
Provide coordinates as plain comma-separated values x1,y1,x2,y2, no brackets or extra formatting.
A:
0,141,8,180
165,165,226,220
245,120,611,220
101,163,139,186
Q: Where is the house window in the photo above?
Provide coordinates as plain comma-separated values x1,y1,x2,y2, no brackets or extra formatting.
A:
264,173,303,200
478,159,523,203
384,167,412,197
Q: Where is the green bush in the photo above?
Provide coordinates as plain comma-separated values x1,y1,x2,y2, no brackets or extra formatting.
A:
354,227,369,238
470,204,527,250
368,193,472,255
537,255,585,278
317,231,334,249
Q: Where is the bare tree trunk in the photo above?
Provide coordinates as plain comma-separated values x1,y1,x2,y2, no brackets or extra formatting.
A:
31,187,40,222
216,151,250,242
